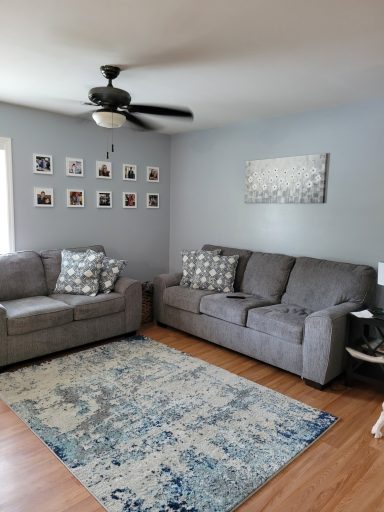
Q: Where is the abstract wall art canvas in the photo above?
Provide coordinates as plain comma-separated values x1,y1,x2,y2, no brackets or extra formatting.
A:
245,153,328,204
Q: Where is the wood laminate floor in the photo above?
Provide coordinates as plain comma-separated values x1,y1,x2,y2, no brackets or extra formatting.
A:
1,324,384,512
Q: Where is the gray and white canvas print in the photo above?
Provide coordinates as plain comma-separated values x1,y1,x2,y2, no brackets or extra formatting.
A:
245,153,327,204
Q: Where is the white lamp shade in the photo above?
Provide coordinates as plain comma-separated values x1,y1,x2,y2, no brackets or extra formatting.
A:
92,110,126,128
378,262,384,286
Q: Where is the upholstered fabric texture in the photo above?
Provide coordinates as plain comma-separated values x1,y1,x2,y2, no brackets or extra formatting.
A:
51,292,125,321
200,293,274,326
3,296,73,336
41,245,105,294
246,304,313,345
0,251,48,301
179,249,221,287
241,252,295,301
282,257,376,311
202,244,252,291
99,257,126,293
191,253,239,293
54,250,104,296
163,286,215,314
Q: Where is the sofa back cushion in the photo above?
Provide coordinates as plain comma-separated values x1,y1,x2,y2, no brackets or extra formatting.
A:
0,251,47,300
241,252,295,301
202,244,252,291
282,256,376,311
40,245,105,294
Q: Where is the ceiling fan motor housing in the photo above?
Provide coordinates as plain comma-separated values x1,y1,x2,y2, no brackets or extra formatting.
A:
88,87,131,109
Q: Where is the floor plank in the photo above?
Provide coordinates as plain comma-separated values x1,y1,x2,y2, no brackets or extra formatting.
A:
0,324,383,511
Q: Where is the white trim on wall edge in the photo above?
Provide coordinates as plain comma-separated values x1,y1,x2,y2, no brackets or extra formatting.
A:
0,137,15,252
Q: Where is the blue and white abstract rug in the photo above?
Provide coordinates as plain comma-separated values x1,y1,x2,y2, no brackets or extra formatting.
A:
0,336,337,511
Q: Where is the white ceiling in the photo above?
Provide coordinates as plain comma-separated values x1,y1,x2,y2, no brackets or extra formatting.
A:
1,0,384,133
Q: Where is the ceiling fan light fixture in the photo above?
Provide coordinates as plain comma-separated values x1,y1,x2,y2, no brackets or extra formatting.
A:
92,110,126,128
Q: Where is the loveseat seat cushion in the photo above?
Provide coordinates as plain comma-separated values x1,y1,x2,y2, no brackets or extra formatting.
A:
41,245,105,294
200,293,274,326
246,304,313,345
3,296,73,335
282,257,376,311
0,251,48,301
241,252,295,301
163,286,215,314
50,292,124,321
202,245,252,291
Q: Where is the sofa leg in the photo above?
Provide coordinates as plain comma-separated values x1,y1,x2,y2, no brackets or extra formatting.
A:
157,321,168,328
304,378,325,391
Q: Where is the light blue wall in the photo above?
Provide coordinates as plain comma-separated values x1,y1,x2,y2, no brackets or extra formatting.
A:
0,102,170,281
169,100,384,279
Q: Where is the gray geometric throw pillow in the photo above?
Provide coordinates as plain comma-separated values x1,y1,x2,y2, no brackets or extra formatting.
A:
180,249,221,287
54,249,104,296
99,257,126,294
190,253,239,293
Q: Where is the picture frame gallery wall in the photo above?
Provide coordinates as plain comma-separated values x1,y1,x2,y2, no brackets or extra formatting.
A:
32,156,160,209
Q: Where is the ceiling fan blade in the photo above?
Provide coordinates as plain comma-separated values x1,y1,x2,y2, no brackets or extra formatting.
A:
123,111,158,130
83,101,96,106
128,104,193,119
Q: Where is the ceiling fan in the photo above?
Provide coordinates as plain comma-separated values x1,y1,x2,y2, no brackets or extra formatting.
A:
85,65,193,131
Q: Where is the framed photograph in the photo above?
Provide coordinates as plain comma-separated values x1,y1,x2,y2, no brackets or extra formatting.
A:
146,166,159,182
122,164,137,181
33,154,53,175
34,187,54,207
97,191,112,208
96,160,112,179
66,157,84,177
67,189,84,207
123,192,137,209
147,193,159,208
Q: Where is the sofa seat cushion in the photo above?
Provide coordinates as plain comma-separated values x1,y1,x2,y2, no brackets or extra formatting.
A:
3,296,73,336
200,293,274,326
163,286,215,314
246,304,313,345
51,292,125,321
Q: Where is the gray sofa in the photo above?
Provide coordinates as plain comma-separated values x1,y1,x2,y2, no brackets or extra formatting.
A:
0,245,142,368
154,244,376,388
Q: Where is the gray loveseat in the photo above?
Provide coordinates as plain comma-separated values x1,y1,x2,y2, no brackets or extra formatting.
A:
0,245,141,368
154,244,376,388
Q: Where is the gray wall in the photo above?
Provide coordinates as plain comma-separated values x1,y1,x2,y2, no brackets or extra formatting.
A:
0,102,170,281
169,100,384,280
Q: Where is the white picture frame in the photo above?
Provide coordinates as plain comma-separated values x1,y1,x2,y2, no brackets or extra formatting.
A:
97,191,112,208
146,166,159,182
34,187,54,207
122,164,137,181
67,189,84,207
96,160,112,179
33,154,53,175
66,157,84,177
123,192,137,208
146,193,159,208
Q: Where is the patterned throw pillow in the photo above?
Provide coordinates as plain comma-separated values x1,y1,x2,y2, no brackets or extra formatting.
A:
180,249,221,287
190,253,239,293
54,250,104,296
99,257,126,293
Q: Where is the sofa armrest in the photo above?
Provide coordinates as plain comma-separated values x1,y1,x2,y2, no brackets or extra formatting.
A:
0,304,8,367
114,277,142,333
153,272,182,323
302,302,358,385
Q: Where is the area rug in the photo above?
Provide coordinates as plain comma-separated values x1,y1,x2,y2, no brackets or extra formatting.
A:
0,336,337,511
